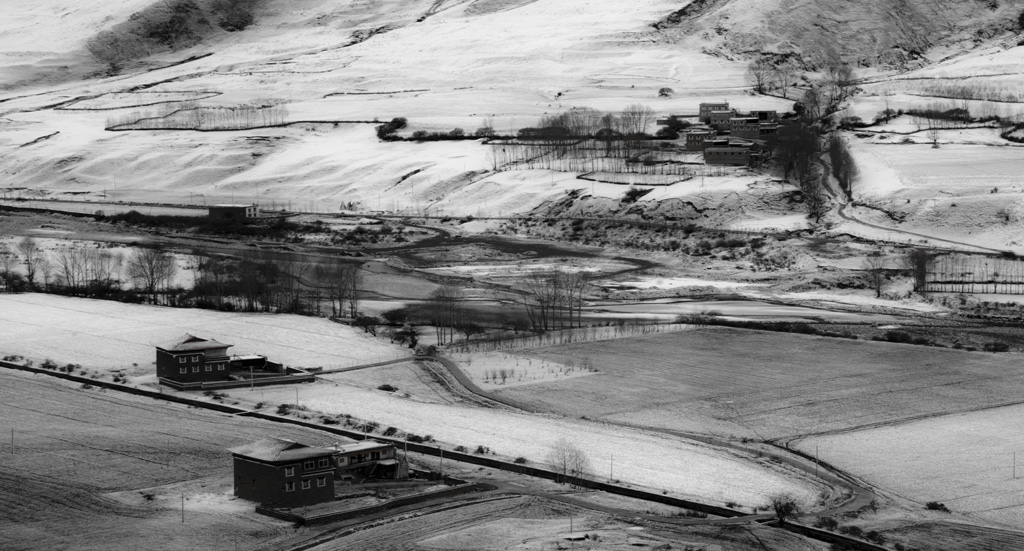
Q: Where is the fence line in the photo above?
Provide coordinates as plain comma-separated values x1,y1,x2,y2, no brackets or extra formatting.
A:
446,323,696,353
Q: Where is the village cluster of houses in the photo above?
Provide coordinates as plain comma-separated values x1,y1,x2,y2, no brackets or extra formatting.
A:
663,102,779,166
154,334,405,509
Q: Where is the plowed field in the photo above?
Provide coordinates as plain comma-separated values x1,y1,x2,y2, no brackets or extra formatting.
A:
0,369,339,551
500,327,1024,440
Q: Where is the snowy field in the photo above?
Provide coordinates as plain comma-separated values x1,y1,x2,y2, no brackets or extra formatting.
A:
0,294,406,375
246,380,823,509
796,404,1024,528
450,351,598,389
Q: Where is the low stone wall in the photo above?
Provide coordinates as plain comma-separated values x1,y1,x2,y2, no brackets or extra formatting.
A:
256,479,485,526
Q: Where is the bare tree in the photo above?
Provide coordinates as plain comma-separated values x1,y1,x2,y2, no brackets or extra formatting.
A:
126,247,177,303
16,237,42,290
547,438,592,488
903,249,932,292
428,283,464,345
803,173,829,224
800,86,824,121
52,246,89,294
768,493,799,525
316,259,362,318
863,252,886,298
927,127,940,148
745,57,773,94
771,62,797,98
620,104,654,136
0,244,18,292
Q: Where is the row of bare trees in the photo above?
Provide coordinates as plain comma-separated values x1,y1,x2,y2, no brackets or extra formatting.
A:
0,238,177,300
520,270,589,332
189,248,362,315
107,102,288,131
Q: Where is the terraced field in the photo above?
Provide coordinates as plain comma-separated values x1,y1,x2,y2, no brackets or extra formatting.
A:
499,327,1024,440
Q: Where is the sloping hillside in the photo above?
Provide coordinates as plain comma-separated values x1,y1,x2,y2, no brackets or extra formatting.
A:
654,0,1024,69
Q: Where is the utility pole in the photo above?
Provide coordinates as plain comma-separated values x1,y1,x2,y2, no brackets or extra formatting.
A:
439,449,444,477
294,388,298,409
181,492,185,523
250,366,253,391
815,445,819,479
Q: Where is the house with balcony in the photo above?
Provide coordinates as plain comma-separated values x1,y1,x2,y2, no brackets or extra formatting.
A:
333,440,404,482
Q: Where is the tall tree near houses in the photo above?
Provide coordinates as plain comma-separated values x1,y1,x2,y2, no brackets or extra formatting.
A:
620,104,654,136
771,62,796,98
745,57,773,94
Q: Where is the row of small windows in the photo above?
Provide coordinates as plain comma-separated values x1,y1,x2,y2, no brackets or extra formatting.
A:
178,364,225,374
177,355,202,363
283,458,331,478
284,477,327,491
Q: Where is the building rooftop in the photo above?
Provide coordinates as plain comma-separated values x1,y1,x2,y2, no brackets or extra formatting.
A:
334,440,393,454
211,204,257,208
160,334,233,353
229,438,335,463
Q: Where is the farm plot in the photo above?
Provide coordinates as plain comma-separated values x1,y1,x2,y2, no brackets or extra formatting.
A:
304,494,825,551
795,404,1024,529
246,378,825,510
0,368,350,551
449,351,598,389
0,294,406,377
496,327,1024,440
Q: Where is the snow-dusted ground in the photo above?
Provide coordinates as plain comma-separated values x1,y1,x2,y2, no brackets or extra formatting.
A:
250,380,822,509
0,294,406,375
796,404,1024,528
450,351,598,389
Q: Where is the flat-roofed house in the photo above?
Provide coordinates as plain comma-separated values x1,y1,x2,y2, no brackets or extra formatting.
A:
333,440,404,481
209,204,259,221
156,334,233,384
230,438,336,508
699,102,730,123
708,110,736,131
685,129,716,151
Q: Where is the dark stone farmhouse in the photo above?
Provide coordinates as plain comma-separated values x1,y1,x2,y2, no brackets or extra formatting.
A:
155,334,233,384
230,438,336,508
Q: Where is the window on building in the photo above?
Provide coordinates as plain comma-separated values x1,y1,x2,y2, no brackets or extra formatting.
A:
178,357,186,364
285,482,295,492
318,458,329,468
205,365,212,372
284,466,294,477
192,366,199,373
193,355,200,362
304,460,314,469
370,451,381,460
217,364,225,370
179,368,187,374
317,477,326,487
301,479,311,490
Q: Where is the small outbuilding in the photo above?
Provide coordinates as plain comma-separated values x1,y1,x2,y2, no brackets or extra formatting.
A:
230,438,337,508
209,204,260,221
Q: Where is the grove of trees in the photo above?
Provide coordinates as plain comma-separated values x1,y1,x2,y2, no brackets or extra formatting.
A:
547,438,592,487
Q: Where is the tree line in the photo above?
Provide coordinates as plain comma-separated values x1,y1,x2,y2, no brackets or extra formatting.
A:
0,239,365,315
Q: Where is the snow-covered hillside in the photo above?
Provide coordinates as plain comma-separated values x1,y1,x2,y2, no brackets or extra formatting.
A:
0,0,1021,238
